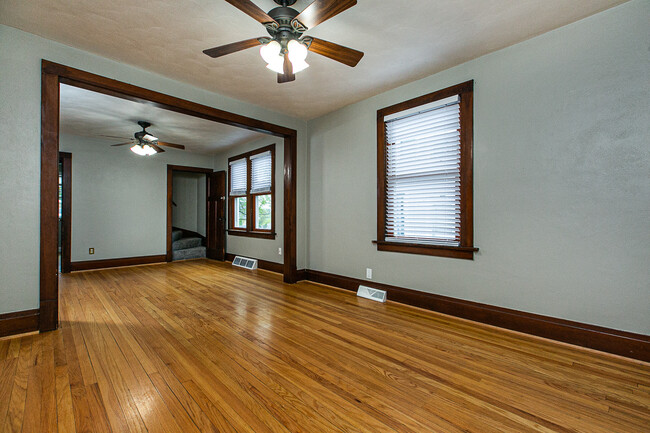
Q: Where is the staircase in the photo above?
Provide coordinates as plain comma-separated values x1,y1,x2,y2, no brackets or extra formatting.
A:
172,229,206,261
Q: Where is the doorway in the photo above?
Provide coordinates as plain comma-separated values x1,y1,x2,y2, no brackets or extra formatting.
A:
41,60,298,332
166,165,226,262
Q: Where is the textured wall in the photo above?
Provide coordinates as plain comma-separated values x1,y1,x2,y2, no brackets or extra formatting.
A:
306,1,650,334
60,134,213,262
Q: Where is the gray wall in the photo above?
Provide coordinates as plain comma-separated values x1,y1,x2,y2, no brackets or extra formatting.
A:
306,0,650,334
59,134,213,262
172,172,207,237
0,24,307,314
214,137,284,264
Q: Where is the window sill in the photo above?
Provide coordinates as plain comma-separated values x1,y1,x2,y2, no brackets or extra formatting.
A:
373,240,478,260
228,230,276,240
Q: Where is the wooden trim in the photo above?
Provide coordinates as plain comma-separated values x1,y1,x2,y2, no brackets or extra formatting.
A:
41,60,298,334
225,253,283,274
303,269,650,362
70,255,167,272
373,240,478,260
167,165,214,174
227,230,276,239
40,67,59,333
227,144,276,235
295,269,308,282
166,166,174,261
59,152,72,273
376,80,476,260
44,62,295,137
283,133,297,283
207,170,226,261
0,309,40,338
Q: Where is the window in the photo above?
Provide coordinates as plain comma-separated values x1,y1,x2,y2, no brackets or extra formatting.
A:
228,144,275,238
376,81,477,259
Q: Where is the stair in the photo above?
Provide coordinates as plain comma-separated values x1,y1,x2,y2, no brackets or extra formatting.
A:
171,229,206,261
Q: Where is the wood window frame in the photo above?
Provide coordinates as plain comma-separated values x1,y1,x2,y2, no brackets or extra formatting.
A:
227,144,276,239
376,80,478,260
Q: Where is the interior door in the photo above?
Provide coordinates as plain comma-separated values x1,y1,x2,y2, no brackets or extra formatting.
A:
207,170,226,260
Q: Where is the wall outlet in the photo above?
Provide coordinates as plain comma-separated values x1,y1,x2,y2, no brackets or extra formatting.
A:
278,247,282,255
89,248,95,255
366,268,372,279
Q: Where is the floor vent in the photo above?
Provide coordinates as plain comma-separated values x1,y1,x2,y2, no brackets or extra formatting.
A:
232,256,258,270
357,285,387,303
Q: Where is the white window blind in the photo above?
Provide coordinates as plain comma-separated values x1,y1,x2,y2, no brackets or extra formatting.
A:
229,158,247,195
250,151,272,194
384,95,461,246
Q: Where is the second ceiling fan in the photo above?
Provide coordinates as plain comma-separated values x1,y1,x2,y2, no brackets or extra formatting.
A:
108,121,186,156
203,0,364,83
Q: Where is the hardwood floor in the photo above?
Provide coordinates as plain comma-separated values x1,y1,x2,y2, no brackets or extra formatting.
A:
1,260,648,432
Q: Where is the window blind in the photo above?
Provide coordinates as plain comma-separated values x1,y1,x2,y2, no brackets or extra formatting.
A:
384,96,461,246
250,151,272,194
229,158,247,195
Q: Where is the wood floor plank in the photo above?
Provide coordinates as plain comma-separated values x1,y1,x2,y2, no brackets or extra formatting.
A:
2,336,32,433
2,260,648,433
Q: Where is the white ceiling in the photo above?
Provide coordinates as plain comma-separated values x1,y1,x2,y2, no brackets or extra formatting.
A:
1,0,627,119
60,84,268,154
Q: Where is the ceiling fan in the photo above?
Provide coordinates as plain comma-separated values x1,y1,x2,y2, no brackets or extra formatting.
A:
107,121,186,156
203,0,363,83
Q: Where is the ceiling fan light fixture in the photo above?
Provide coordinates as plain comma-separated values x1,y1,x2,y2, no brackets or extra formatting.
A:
130,144,157,156
260,40,281,64
288,39,309,73
266,56,285,74
142,133,158,142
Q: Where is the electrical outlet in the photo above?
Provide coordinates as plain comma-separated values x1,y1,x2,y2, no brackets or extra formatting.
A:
278,247,282,255
89,248,95,255
366,268,372,279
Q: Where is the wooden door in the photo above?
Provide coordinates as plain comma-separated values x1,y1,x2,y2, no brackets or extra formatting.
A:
207,170,226,260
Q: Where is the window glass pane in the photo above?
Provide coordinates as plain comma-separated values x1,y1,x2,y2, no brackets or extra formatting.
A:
255,194,272,230
234,197,247,229
250,151,272,194
229,158,247,195
384,99,461,246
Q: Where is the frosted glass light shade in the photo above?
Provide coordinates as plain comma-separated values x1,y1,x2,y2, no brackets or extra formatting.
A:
131,144,156,156
260,40,281,64
288,39,309,73
266,56,285,74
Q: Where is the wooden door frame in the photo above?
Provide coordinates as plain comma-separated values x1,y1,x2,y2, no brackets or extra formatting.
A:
59,152,72,274
166,165,214,262
41,60,298,332
207,170,227,261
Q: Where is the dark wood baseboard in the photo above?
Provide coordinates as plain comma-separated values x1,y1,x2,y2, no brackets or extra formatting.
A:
303,269,650,362
70,254,167,272
296,269,308,282
0,309,40,338
226,253,283,274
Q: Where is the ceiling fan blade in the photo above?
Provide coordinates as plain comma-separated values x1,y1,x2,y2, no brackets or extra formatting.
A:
293,0,356,30
306,37,364,67
224,0,276,24
277,53,295,83
148,142,165,153
156,141,186,150
110,142,134,147
203,38,263,58
100,134,131,139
